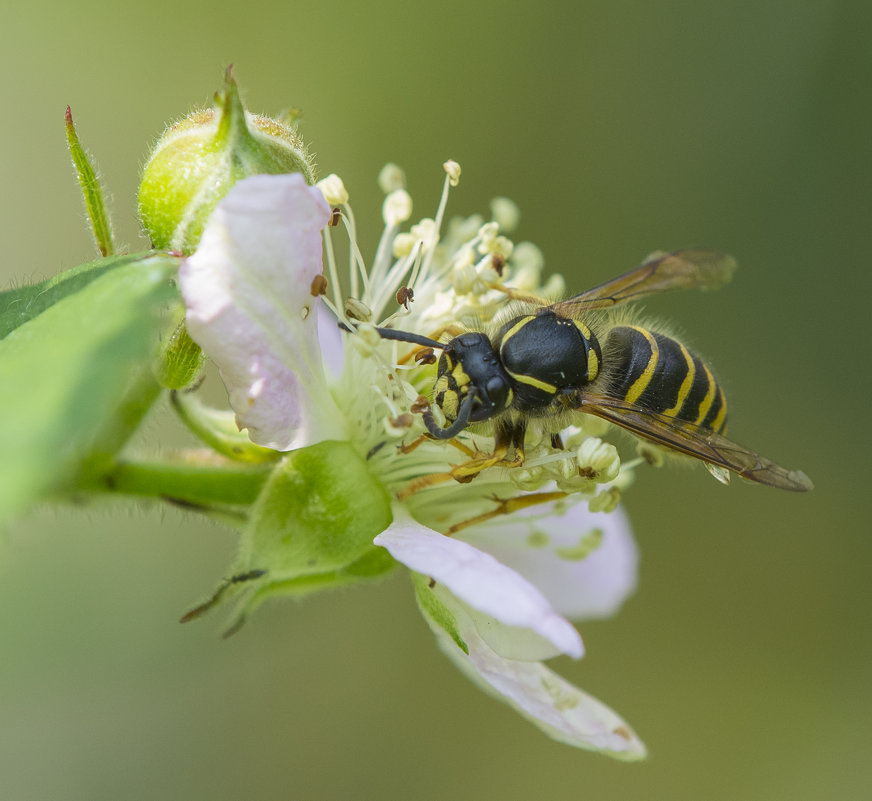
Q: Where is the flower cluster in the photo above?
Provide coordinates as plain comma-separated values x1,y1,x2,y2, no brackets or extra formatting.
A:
178,164,645,759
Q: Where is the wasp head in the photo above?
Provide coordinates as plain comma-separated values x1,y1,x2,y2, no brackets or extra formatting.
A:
433,332,512,423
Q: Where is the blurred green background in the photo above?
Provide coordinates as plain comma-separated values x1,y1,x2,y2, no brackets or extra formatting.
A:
1,1,869,799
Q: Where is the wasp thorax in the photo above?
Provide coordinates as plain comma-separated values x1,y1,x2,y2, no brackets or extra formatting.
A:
433,332,512,423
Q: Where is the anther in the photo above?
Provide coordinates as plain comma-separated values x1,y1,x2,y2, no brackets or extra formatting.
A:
310,274,328,296
396,286,414,310
415,347,437,365
410,395,431,415
443,160,461,187
345,298,373,322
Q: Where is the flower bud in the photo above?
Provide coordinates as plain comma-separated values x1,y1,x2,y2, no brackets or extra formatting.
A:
138,68,316,254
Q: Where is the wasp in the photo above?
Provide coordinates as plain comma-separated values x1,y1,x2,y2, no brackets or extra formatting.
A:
377,248,812,492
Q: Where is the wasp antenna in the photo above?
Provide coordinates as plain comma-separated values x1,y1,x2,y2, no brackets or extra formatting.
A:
376,326,445,350
422,387,477,439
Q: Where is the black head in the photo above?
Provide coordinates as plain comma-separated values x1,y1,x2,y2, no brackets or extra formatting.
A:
434,332,512,423
374,325,512,439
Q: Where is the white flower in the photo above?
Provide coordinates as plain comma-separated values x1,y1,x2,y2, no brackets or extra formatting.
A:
179,170,645,759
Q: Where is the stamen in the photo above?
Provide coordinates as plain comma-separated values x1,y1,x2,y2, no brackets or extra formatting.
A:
373,242,423,321
341,206,370,300
378,163,407,193
419,169,456,281
396,286,414,310
321,227,344,313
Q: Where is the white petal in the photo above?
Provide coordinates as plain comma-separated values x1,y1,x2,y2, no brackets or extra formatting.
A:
460,502,638,621
422,591,646,759
180,174,342,450
374,511,583,658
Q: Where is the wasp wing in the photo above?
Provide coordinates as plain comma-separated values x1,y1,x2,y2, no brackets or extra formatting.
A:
576,392,813,492
550,248,738,316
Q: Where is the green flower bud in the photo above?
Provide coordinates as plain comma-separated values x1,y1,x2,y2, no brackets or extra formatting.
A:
137,68,316,254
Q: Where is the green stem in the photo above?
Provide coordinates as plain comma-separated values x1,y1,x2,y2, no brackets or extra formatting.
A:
95,455,271,507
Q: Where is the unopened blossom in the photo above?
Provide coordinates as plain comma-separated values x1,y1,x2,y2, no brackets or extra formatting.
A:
179,169,645,759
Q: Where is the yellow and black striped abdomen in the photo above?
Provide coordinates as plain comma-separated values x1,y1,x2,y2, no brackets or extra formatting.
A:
604,325,728,432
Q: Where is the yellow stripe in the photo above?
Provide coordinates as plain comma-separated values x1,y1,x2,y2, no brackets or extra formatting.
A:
587,347,599,381
572,320,599,380
451,364,470,387
509,371,557,393
710,386,728,432
441,389,459,418
501,316,534,344
662,342,695,417
694,363,717,426
624,326,659,404
573,320,592,339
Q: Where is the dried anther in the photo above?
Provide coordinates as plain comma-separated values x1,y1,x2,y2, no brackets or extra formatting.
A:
410,395,431,415
415,347,437,365
396,285,414,309
310,274,328,296
329,206,342,226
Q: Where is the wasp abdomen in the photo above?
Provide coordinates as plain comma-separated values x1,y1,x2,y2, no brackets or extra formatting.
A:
497,311,602,411
605,325,728,432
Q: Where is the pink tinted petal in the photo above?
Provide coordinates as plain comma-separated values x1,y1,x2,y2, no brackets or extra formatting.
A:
375,512,583,659
316,304,344,381
460,502,638,621
180,174,342,450
422,592,646,759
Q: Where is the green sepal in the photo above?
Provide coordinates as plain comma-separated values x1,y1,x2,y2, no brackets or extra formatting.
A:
0,254,179,522
65,106,115,257
222,548,398,634
181,547,397,635
237,440,393,577
0,253,153,340
154,321,205,389
181,442,396,629
412,572,469,655
236,440,392,609
170,390,280,464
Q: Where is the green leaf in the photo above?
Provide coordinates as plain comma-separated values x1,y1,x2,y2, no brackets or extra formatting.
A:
0,253,151,339
0,254,179,521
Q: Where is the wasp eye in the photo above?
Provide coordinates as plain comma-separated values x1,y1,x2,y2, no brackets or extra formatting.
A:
467,376,508,422
485,376,505,404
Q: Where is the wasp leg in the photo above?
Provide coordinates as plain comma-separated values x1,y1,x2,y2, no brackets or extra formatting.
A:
445,490,568,536
448,418,527,481
399,433,477,459
398,433,431,455
396,420,527,499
